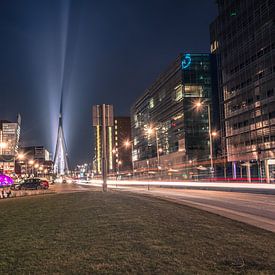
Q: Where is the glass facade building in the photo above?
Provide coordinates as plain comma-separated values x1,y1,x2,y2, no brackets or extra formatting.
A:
131,54,215,178
210,0,275,181
0,115,21,174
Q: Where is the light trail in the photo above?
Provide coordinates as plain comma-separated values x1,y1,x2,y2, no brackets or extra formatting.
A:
75,179,275,193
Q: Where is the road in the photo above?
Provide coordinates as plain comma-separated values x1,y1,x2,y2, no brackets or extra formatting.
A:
71,180,275,233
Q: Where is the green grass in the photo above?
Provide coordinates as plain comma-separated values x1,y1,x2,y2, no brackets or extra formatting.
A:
0,191,275,274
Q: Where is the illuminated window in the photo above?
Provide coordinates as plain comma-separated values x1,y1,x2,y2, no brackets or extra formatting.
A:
174,85,183,102
149,98,154,109
159,89,166,101
184,85,203,97
211,40,219,53
172,113,183,121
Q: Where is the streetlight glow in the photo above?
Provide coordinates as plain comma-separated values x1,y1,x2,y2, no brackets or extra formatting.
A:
147,127,154,135
194,100,203,109
17,153,25,160
124,140,131,148
0,142,7,149
212,131,218,137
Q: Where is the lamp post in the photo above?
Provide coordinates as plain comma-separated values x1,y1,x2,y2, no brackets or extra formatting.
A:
28,160,34,176
146,126,161,169
44,169,48,178
194,100,215,178
38,166,43,177
124,139,136,178
0,142,7,174
16,152,25,176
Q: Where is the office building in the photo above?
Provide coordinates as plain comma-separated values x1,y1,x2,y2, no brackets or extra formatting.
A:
0,115,21,174
17,146,52,176
113,117,132,173
20,146,50,162
131,54,216,178
210,0,275,181
92,104,114,175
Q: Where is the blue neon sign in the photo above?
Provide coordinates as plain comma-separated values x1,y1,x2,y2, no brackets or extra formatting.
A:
181,53,191,70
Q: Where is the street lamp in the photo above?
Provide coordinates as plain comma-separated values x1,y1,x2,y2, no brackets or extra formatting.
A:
0,142,7,174
145,126,160,168
194,100,215,178
28,160,34,176
17,153,25,161
124,140,131,148
44,169,48,176
0,142,7,151
117,160,122,178
124,139,135,177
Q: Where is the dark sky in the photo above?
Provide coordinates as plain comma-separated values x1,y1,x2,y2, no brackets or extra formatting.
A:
0,0,217,166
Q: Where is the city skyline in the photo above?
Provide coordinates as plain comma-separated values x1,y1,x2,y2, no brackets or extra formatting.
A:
1,1,275,273
0,0,217,165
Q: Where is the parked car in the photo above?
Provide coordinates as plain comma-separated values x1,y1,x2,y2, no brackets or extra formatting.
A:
10,178,49,190
40,179,49,189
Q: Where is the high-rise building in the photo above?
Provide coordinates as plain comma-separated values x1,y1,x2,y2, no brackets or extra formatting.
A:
92,104,114,175
210,0,275,181
113,117,132,173
20,146,50,162
131,54,216,179
0,115,21,174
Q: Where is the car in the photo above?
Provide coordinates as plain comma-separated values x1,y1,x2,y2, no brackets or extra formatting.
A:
10,178,49,190
40,179,49,189
10,182,22,190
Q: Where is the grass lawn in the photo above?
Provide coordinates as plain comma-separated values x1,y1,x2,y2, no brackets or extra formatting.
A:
0,191,275,274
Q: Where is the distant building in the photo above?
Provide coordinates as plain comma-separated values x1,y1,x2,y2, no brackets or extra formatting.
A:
0,115,21,174
18,146,52,176
210,0,275,181
20,146,50,162
113,117,132,173
131,54,217,178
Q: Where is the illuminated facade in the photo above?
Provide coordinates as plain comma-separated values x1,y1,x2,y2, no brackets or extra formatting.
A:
113,117,132,173
21,146,50,162
131,54,215,178
0,115,21,174
210,0,275,180
92,104,114,175
93,125,114,175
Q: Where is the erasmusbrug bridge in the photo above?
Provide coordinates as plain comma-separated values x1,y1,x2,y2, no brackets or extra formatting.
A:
53,92,69,175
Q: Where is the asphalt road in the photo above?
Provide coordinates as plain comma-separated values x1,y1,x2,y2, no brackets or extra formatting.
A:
52,182,275,233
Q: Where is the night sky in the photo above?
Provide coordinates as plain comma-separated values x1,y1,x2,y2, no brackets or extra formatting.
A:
0,0,217,166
